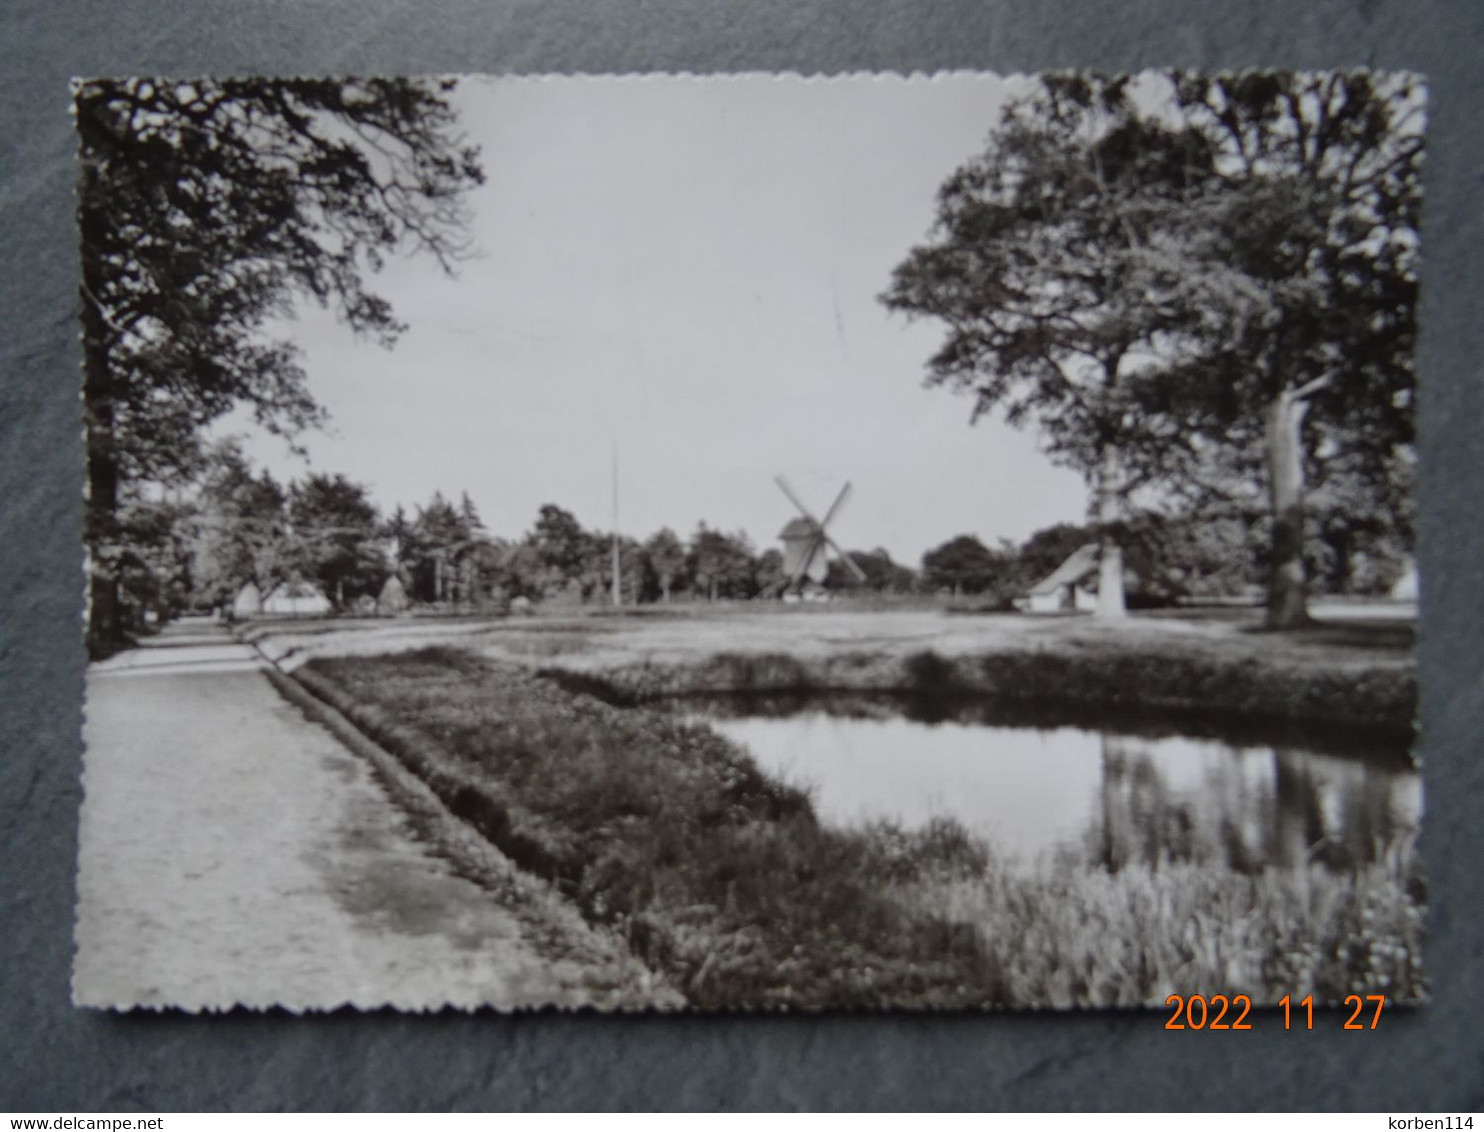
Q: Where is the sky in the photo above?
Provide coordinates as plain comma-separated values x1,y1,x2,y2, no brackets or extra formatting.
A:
227,74,1092,566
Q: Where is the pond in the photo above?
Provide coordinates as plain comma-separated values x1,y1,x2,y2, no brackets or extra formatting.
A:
688,693,1421,872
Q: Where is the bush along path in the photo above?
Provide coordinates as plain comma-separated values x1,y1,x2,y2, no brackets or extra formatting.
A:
297,647,1426,1009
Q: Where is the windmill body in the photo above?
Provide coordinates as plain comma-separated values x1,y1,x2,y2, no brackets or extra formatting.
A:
778,517,830,585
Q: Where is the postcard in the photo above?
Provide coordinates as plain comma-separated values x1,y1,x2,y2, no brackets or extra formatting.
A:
73,72,1425,1012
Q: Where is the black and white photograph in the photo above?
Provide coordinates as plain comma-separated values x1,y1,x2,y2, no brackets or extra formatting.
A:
73,71,1426,1013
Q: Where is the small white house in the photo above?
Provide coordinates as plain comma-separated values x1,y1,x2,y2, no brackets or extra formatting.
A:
260,578,332,617
1023,543,1101,614
1389,558,1419,602
230,580,263,619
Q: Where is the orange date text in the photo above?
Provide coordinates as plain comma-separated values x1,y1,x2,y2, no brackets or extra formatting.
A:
1161,993,1389,1030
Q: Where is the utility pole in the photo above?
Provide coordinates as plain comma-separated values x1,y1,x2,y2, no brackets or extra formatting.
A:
611,443,622,607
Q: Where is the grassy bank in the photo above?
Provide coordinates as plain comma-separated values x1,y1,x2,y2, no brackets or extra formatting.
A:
539,643,1415,746
298,646,1424,1009
298,648,992,1009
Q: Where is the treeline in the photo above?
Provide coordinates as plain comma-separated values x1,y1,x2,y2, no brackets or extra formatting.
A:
112,441,919,622
111,441,1411,629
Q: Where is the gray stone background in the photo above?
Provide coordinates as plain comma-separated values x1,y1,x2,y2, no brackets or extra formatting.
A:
2,0,1480,1112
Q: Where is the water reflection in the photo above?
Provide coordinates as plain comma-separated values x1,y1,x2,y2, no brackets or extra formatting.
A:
690,696,1420,871
1093,736,1420,873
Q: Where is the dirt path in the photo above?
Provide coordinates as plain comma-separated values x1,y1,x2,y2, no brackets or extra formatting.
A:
75,619,647,1012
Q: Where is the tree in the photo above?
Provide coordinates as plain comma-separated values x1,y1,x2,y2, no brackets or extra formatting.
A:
921,535,1001,596
189,439,289,607
114,493,197,628
883,75,1242,618
531,504,590,598
1121,510,1258,601
643,527,687,603
885,73,1420,629
76,77,484,652
1304,450,1415,596
496,542,545,602
406,492,475,603
461,540,510,608
689,526,757,602
828,548,916,593
286,474,386,609
1163,72,1424,626
458,491,487,538
576,530,618,602
753,548,789,598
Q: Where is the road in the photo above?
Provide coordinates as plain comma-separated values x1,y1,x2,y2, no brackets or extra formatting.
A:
74,619,645,1012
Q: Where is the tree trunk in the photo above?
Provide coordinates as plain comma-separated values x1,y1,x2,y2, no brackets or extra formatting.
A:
1265,388,1312,628
1095,445,1127,619
1327,530,1352,596
79,128,126,657
87,555,122,656
82,296,124,656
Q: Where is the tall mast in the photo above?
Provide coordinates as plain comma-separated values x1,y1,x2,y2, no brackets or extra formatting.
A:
611,443,621,607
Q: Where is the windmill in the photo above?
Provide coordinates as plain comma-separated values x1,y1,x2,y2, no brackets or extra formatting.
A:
771,476,867,597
